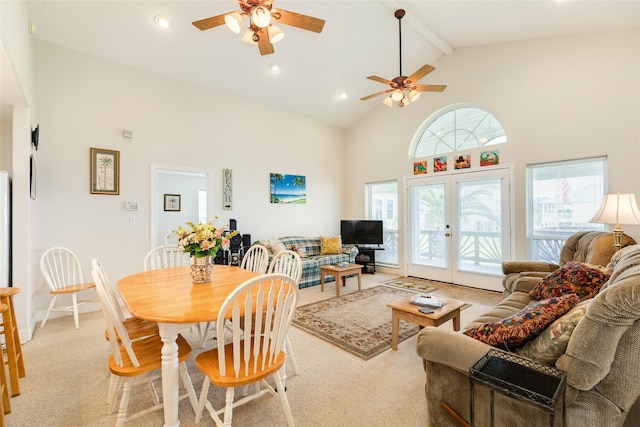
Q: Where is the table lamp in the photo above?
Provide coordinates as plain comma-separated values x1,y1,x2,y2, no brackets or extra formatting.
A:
590,193,640,251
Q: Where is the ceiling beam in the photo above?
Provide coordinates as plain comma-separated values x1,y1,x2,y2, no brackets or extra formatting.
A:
381,0,454,56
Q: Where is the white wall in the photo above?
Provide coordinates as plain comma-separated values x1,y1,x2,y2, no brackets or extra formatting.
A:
33,41,346,322
346,29,640,274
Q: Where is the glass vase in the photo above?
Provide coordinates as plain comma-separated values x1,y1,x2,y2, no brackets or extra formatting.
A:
191,255,214,284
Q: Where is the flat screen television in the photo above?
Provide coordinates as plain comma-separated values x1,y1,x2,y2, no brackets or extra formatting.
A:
340,220,383,246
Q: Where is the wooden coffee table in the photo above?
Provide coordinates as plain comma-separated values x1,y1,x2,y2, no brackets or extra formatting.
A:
386,295,466,350
320,263,363,296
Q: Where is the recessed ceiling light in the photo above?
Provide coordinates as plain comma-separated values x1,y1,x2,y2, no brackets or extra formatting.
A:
338,92,348,100
268,63,281,73
154,14,172,29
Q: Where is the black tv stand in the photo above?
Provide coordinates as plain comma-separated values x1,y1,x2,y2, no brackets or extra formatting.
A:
354,245,384,274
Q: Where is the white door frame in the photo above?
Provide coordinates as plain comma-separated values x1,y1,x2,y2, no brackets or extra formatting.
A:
150,164,214,248
403,164,515,291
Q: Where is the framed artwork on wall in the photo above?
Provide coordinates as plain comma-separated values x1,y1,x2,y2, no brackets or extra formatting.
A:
90,147,120,195
413,161,428,175
164,194,181,212
30,154,36,200
270,173,306,204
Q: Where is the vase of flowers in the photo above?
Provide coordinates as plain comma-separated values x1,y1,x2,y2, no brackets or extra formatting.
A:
174,221,238,284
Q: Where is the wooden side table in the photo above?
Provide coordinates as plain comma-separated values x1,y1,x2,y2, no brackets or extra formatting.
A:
386,295,465,350
320,264,363,296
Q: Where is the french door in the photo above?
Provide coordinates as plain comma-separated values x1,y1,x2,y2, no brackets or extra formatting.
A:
406,167,512,291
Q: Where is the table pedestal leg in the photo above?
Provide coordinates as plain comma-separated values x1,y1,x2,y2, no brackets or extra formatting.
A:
159,322,184,427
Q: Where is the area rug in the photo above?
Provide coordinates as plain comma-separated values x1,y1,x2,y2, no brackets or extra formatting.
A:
382,276,440,293
292,286,420,360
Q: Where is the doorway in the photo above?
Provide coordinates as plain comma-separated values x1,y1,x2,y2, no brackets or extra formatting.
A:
405,166,512,291
150,164,214,248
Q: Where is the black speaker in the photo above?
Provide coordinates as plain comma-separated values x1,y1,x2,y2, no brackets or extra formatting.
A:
230,234,242,250
213,249,226,265
229,219,237,231
242,234,251,248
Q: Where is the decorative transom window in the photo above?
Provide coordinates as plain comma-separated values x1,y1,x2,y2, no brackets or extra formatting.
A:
410,104,507,158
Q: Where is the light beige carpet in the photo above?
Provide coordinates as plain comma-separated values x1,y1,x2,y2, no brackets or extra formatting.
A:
292,286,420,360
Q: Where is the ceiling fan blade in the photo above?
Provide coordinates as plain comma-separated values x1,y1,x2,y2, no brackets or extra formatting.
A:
405,64,435,85
366,75,394,86
257,28,275,55
274,9,325,33
412,84,447,92
192,13,230,30
360,90,391,101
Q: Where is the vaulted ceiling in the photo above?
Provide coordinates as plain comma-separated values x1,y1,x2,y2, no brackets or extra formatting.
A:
26,1,640,128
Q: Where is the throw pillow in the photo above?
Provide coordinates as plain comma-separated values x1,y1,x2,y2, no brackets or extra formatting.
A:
266,238,286,255
515,301,588,365
462,294,579,349
529,262,610,301
320,236,342,255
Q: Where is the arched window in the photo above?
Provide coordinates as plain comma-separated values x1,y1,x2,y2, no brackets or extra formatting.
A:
410,104,507,158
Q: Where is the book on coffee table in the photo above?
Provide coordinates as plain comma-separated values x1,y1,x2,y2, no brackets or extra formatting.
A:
409,295,447,308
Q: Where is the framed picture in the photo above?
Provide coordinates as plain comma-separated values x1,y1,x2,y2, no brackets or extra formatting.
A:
164,194,181,211
270,173,306,204
413,161,427,175
90,147,120,195
30,154,36,200
480,150,500,166
454,154,471,170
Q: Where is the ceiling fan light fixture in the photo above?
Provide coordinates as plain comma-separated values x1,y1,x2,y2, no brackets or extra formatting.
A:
409,90,421,102
242,29,257,44
391,89,404,102
224,12,243,33
382,96,394,107
268,24,285,44
251,6,271,28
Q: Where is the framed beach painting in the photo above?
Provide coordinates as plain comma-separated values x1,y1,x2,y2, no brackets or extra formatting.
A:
90,147,119,195
270,173,306,204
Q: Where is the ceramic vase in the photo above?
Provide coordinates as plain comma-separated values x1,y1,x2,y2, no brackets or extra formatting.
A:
191,255,214,284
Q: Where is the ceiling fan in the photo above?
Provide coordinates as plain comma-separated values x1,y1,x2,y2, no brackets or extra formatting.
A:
361,9,446,107
192,0,325,55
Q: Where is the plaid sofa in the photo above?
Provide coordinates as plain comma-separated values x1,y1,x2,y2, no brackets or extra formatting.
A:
263,236,358,289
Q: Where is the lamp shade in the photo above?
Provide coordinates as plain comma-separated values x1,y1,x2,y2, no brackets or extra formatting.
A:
224,12,243,33
590,193,640,225
268,24,284,44
251,6,271,28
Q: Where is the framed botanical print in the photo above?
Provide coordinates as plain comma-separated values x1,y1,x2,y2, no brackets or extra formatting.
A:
164,194,181,212
90,148,120,195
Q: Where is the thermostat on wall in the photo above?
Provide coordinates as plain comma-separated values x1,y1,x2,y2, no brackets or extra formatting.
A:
125,201,140,211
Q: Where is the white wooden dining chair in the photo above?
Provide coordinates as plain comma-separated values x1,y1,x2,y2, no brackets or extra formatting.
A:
91,258,160,408
91,265,198,426
240,244,269,274
200,244,270,348
142,244,191,271
194,273,298,426
39,247,96,329
268,250,302,376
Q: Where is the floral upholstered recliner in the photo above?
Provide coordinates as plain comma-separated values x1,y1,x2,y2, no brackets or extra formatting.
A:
416,244,640,427
502,231,636,297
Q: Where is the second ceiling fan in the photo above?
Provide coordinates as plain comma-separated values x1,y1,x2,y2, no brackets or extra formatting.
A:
361,9,446,107
192,0,325,55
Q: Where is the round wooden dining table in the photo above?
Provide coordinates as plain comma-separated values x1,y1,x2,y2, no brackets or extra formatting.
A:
117,264,259,427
